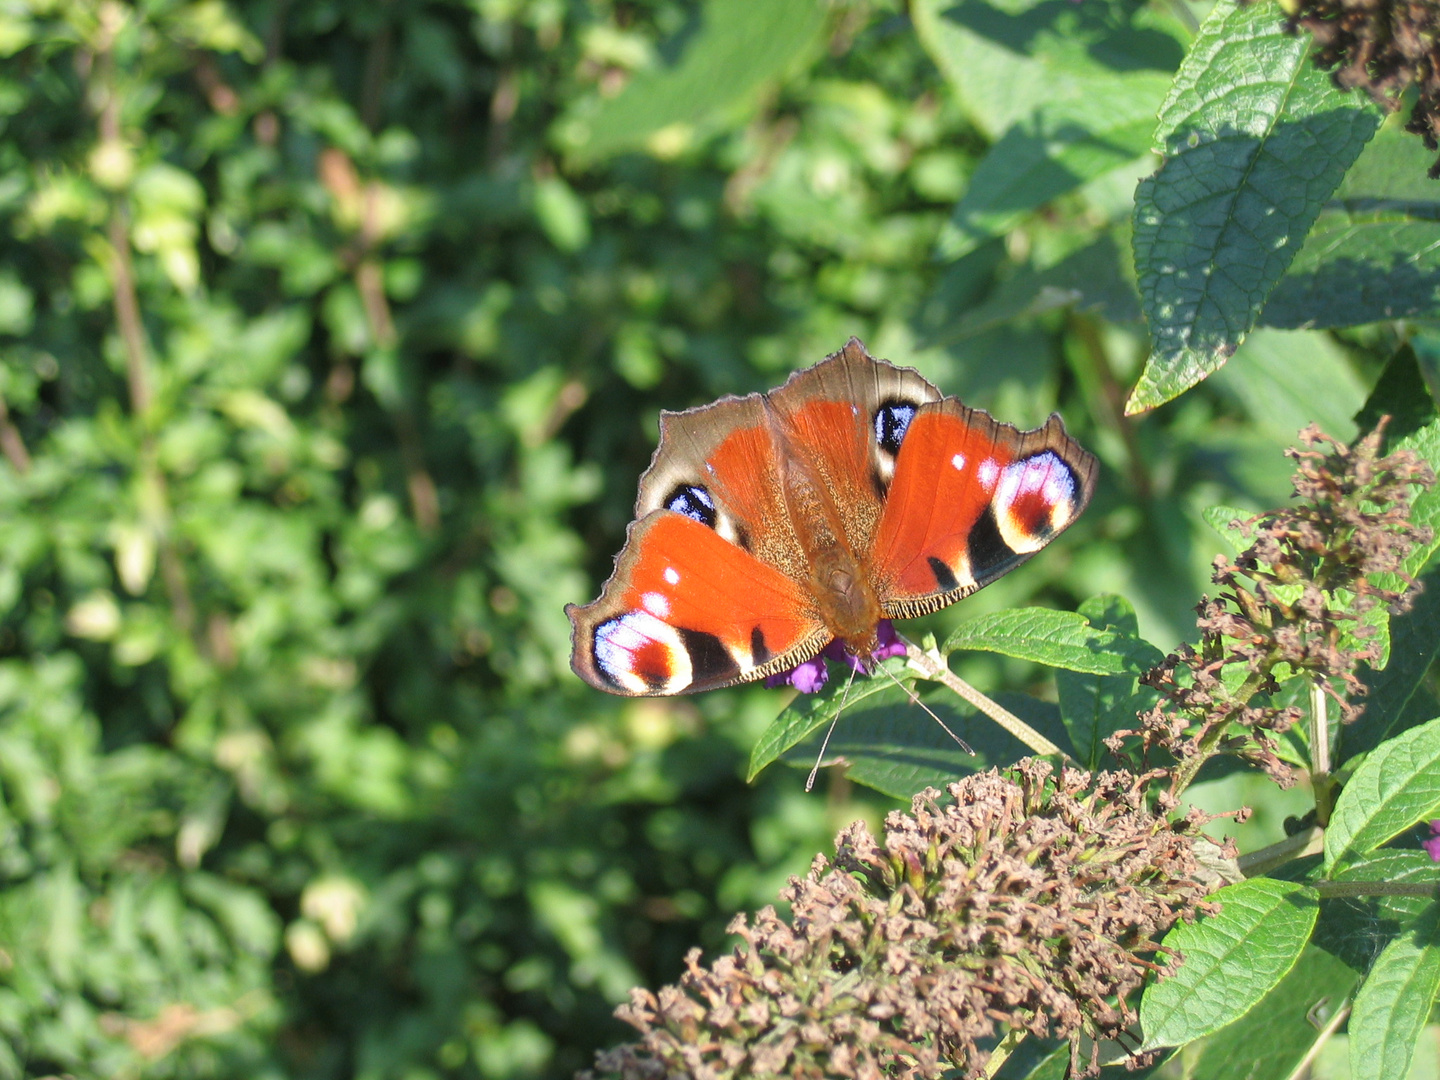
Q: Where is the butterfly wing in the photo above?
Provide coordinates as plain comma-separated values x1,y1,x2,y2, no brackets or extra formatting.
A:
572,389,833,696
567,512,829,695
871,405,1097,617
764,338,944,559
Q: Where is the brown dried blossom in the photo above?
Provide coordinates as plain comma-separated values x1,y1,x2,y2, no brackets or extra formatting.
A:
1110,422,1434,787
585,763,1220,1080
1240,0,1440,177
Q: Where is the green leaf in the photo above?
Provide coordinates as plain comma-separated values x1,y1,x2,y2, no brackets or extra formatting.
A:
910,0,1184,141
1349,902,1440,1080
1260,123,1440,330
1326,851,1440,940
556,0,827,164
1325,715,1440,870
1395,420,1440,578
943,607,1163,675
1342,569,1440,765
1161,945,1357,1080
1413,333,1440,412
746,664,909,783
913,0,1180,258
1140,878,1318,1050
1258,221,1440,331
1200,505,1257,553
1055,595,1157,770
745,658,1071,790
769,683,1068,798
1127,1,1382,413
938,102,1156,261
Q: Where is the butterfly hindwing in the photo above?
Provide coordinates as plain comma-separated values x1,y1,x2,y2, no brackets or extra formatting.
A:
871,405,1097,618
567,512,829,695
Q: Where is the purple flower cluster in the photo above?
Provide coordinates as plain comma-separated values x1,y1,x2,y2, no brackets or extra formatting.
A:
1425,821,1440,862
765,619,907,693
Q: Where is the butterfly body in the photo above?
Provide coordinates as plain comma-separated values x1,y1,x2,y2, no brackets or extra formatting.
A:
568,339,1096,696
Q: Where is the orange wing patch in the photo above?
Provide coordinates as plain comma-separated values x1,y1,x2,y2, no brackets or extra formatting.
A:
871,408,1091,615
568,514,827,695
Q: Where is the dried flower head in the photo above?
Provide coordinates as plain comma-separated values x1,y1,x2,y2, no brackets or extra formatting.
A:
1241,0,1440,176
1111,421,1434,786
585,763,1220,1080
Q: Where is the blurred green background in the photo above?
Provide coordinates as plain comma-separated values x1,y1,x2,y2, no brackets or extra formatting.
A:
0,0,1410,1076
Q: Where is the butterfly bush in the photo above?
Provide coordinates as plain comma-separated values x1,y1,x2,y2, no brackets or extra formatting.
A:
584,762,1218,1080
580,421,1437,1079
1109,422,1434,788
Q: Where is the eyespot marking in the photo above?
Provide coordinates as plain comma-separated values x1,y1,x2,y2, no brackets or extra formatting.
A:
665,483,716,528
593,610,690,694
993,451,1079,552
641,591,670,617
663,567,680,585
951,452,966,471
873,400,919,457
978,459,999,489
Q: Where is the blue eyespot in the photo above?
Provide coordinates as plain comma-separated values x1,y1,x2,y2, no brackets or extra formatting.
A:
665,483,716,527
874,401,918,456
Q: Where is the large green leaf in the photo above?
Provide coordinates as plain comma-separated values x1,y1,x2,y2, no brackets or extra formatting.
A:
1156,945,1357,1080
1261,124,1440,330
1127,1,1382,413
910,0,1184,140
1140,878,1318,1050
755,683,1068,797
944,607,1163,675
1325,715,1440,869
556,0,828,164
1349,902,1440,1080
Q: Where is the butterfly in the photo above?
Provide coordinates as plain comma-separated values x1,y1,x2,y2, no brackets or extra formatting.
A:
567,339,1097,696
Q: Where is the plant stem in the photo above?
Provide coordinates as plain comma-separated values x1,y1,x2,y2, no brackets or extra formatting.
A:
906,646,1067,759
1236,826,1324,878
1169,661,1279,797
0,387,31,474
1312,880,1439,900
983,1027,1028,1079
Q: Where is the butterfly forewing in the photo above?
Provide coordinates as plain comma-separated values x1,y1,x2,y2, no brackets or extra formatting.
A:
871,405,1096,618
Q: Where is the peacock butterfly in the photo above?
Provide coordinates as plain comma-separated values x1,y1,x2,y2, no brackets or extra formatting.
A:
567,338,1097,696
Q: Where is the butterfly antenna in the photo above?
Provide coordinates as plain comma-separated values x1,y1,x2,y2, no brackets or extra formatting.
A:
875,659,974,755
805,664,858,792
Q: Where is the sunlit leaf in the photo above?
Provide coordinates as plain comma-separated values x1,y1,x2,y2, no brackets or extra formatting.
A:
1128,1,1381,412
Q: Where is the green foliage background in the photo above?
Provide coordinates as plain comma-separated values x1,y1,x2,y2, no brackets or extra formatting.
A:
0,0,1434,1077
